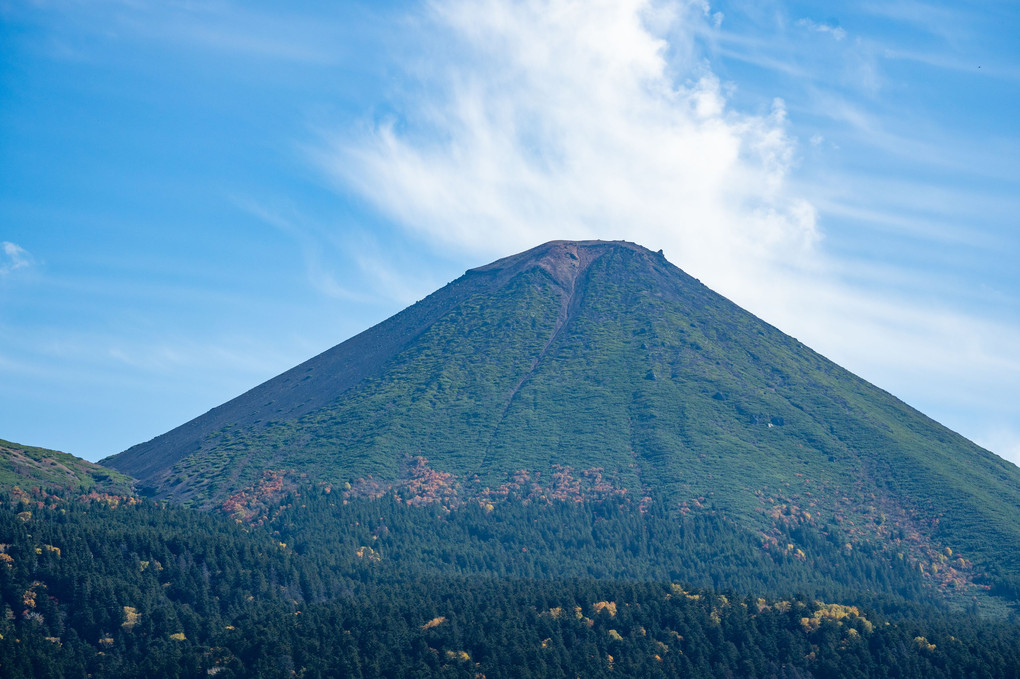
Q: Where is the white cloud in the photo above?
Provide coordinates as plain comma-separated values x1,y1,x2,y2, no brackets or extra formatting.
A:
324,0,819,300
796,18,847,41
1,242,32,276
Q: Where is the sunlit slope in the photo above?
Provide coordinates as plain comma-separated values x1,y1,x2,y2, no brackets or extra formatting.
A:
1,438,133,495
103,241,1020,576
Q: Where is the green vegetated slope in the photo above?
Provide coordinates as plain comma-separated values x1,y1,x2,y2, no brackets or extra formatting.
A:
4,486,1020,679
103,241,1020,599
0,439,132,495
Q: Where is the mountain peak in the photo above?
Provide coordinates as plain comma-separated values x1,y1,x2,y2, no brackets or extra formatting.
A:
470,240,655,290
103,241,1020,587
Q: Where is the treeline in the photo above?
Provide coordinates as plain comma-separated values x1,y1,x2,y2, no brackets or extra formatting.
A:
2,489,1019,678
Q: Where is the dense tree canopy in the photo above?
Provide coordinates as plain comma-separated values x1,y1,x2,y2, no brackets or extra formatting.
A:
2,487,1018,678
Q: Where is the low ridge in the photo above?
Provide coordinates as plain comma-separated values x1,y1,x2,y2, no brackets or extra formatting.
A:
1,438,133,495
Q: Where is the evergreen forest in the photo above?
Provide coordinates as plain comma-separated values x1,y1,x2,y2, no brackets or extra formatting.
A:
3,485,1019,678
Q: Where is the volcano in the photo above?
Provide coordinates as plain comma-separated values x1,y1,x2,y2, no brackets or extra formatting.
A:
103,240,1020,585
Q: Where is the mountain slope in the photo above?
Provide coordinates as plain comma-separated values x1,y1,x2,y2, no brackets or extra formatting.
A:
0,438,132,495
102,240,1020,591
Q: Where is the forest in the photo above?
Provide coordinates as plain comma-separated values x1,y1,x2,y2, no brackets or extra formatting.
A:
2,486,1019,678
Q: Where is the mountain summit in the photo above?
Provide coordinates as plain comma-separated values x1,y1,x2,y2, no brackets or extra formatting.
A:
107,240,676,494
103,240,1020,584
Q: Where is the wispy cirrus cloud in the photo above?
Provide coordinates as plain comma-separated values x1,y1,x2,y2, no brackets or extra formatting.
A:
796,18,846,41
858,0,974,43
1,242,33,276
235,198,444,306
323,0,819,300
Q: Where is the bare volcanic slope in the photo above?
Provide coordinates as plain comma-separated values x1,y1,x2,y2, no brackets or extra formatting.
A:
103,241,1020,581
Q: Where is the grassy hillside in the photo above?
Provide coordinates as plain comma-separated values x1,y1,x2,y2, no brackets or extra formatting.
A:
0,438,132,495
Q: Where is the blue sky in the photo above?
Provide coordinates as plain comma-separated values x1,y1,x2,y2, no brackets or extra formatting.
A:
2,0,1019,465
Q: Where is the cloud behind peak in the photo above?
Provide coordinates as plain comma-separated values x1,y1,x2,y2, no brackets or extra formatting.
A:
324,0,818,297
